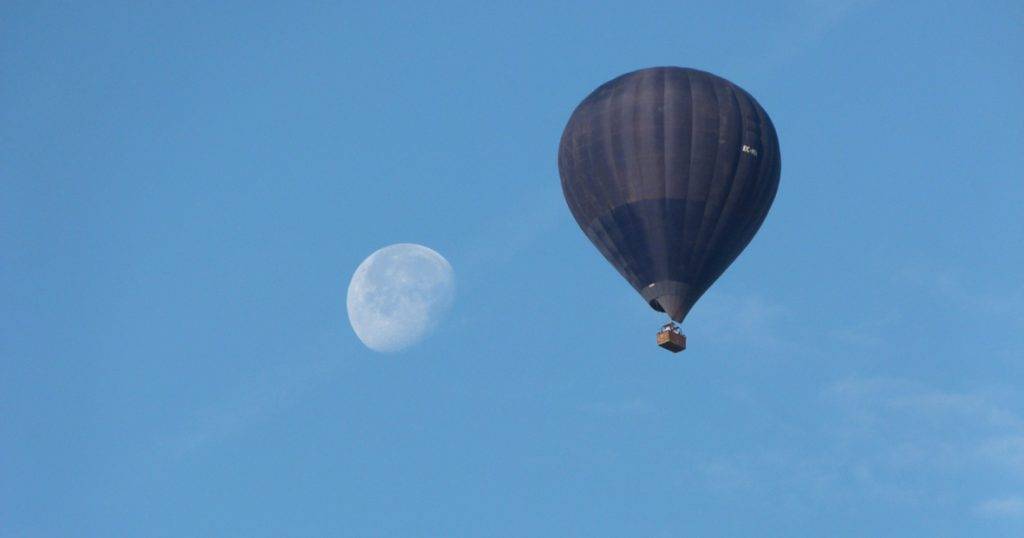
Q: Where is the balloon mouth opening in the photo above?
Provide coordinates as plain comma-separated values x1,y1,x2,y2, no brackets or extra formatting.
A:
651,298,685,322
641,281,689,323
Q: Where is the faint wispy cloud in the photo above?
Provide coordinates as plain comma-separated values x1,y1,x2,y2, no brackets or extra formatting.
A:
827,308,900,349
690,292,791,351
696,377,1024,515
733,0,879,73
827,377,1023,445
701,458,757,492
974,496,1024,518
580,398,656,417
454,182,565,292
828,377,1022,430
826,377,1024,513
978,436,1024,475
895,264,1024,325
164,355,338,459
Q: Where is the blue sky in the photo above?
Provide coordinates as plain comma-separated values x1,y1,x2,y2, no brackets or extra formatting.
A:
3,1,1023,536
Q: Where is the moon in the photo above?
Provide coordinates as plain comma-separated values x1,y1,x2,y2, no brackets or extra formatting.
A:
346,243,455,353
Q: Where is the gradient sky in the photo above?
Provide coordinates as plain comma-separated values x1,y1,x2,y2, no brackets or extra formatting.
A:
3,2,1023,536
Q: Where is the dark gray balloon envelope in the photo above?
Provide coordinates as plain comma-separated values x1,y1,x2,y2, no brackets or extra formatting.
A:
558,67,781,323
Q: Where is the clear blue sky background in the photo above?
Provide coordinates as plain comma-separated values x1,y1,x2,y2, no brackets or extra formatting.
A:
3,2,1023,536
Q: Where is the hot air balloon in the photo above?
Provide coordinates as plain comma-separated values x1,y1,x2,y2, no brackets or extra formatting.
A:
558,67,781,352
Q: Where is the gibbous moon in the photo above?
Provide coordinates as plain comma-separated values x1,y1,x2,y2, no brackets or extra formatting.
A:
346,243,455,353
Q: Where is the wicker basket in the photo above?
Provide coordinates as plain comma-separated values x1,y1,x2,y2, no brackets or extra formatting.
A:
656,330,686,353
